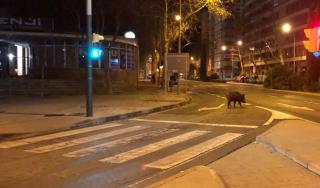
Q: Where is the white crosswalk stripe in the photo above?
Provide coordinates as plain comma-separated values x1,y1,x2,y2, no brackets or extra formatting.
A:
99,130,209,164
130,118,258,129
26,126,147,153
146,133,243,169
63,128,179,158
0,121,246,171
0,123,123,149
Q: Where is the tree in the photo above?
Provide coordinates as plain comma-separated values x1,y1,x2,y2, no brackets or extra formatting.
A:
162,0,233,82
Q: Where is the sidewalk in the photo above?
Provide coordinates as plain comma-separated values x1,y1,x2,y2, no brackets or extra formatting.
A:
150,119,320,188
0,84,187,139
209,119,320,188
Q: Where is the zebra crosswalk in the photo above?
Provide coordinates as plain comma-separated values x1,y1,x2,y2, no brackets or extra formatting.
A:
0,122,245,170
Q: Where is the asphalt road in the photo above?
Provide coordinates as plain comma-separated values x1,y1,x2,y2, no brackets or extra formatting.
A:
0,81,319,188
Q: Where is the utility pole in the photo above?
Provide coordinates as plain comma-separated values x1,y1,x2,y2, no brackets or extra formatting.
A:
86,0,93,117
178,0,182,53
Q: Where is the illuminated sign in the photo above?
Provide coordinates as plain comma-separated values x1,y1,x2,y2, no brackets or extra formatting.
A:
0,17,43,31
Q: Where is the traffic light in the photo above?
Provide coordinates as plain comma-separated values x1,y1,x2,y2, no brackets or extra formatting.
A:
303,27,319,53
89,33,104,60
89,46,103,60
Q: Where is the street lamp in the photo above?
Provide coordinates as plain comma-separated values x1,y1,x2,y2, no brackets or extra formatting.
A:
281,23,296,72
221,45,227,51
175,15,181,21
237,40,244,74
175,14,182,53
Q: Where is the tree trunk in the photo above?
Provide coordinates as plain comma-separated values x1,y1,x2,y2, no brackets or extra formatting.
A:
104,48,113,94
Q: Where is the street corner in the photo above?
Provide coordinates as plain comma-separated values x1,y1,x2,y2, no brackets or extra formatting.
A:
146,166,227,188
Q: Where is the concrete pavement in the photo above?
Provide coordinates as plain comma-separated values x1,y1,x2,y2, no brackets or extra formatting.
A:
151,119,320,188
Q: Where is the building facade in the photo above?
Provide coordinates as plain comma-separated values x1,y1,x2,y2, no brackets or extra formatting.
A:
206,0,244,80
204,0,319,81
0,16,139,92
241,0,317,78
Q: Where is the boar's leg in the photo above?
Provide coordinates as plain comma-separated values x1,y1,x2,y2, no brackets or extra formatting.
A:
239,101,242,107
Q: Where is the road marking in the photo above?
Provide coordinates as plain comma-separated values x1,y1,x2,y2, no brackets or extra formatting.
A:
146,133,243,169
26,126,147,153
99,130,209,163
208,93,225,99
198,104,225,111
256,106,298,125
304,101,320,105
130,118,258,129
63,128,179,158
277,103,315,111
0,123,123,149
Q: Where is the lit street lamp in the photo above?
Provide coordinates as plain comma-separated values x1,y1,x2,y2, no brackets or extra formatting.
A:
221,45,227,51
237,40,244,74
175,15,181,21
176,0,182,53
281,22,296,72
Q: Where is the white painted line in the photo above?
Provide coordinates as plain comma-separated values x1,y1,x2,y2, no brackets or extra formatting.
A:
255,106,298,125
130,118,258,129
0,123,123,149
198,104,225,111
303,101,320,105
277,103,315,111
63,128,179,158
146,133,243,169
26,126,147,153
208,93,225,99
99,130,209,163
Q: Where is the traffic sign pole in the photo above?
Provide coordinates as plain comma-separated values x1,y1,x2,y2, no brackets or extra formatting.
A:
86,0,93,117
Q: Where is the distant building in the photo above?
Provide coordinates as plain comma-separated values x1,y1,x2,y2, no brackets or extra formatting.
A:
203,0,319,81
205,0,244,80
0,16,139,94
242,0,318,77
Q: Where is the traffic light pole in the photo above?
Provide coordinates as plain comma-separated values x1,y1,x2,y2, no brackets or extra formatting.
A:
86,0,93,117
293,34,296,72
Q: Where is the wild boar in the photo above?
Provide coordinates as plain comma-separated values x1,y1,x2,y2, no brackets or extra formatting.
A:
226,92,246,108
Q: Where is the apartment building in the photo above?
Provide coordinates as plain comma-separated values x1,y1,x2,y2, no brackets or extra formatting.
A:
206,0,244,80
241,0,317,77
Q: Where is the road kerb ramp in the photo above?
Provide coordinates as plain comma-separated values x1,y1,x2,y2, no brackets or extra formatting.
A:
147,166,227,188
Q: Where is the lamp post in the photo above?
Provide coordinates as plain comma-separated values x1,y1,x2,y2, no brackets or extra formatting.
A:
237,40,243,75
221,45,227,80
175,13,182,53
86,0,93,117
281,23,296,72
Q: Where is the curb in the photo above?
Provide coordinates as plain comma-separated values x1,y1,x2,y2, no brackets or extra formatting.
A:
256,135,320,176
72,96,192,128
226,81,263,87
146,166,227,188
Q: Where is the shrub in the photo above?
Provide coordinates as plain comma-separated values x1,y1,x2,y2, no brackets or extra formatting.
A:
264,65,304,91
